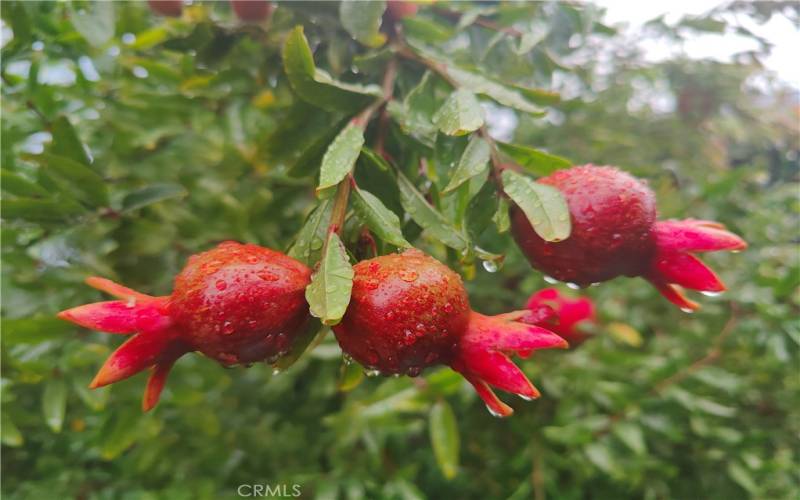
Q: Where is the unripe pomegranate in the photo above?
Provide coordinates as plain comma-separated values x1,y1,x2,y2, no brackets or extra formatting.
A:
58,241,311,410
511,165,746,311
386,0,419,20
230,0,273,23
525,288,596,345
333,249,567,417
148,0,183,17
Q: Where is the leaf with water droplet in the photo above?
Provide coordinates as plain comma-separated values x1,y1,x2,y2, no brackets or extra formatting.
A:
352,186,412,248
433,89,484,136
317,123,365,194
502,170,571,242
305,232,354,326
397,172,469,252
497,141,571,176
339,0,387,48
288,199,332,265
443,136,491,193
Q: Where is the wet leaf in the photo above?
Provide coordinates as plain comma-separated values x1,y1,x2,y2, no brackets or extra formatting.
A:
352,187,411,248
433,89,484,136
318,124,364,193
340,0,386,48
501,170,571,242
497,141,572,176
306,232,354,326
443,136,491,193
397,173,469,251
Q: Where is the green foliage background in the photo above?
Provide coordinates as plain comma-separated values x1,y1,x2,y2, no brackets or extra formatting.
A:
2,2,798,499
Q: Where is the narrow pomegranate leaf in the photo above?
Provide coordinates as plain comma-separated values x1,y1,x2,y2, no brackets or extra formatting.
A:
443,136,491,193
1,413,23,447
351,186,411,248
429,400,460,479
397,172,469,252
502,170,571,242
282,26,380,112
339,0,386,48
497,141,572,176
121,183,186,213
42,379,67,433
287,199,333,265
305,232,354,326
433,89,484,136
317,123,365,194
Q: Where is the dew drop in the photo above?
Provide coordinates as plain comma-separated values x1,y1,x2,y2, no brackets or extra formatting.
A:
385,311,396,321
399,270,418,282
680,307,695,314
543,275,558,284
519,394,534,401
731,250,741,254
482,260,498,273
258,270,278,281
443,303,454,313
364,278,379,290
222,321,235,335
403,330,415,345
407,366,422,377
566,282,581,290
365,369,381,377
612,233,622,240
700,290,724,297
343,353,353,365
272,367,282,375
219,352,238,365
215,279,228,291
486,405,506,418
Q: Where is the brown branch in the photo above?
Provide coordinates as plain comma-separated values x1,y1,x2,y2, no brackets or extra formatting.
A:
433,7,524,38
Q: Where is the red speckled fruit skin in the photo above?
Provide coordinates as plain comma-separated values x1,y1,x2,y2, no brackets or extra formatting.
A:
230,0,272,22
387,1,419,19
511,165,657,285
169,242,311,365
148,0,183,17
333,249,470,376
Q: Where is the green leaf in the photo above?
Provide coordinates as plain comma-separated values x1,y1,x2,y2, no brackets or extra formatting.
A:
727,462,759,494
613,422,646,455
288,200,333,265
448,67,545,115
1,169,49,198
387,71,440,146
51,116,92,169
70,1,115,47
25,153,108,207
497,142,572,176
1,412,24,447
429,400,459,479
2,198,86,222
338,361,365,392
584,442,616,474
433,89,484,136
42,379,67,433
402,17,455,43
305,232,354,326
397,173,469,251
121,183,187,213
2,317,74,346
340,0,386,48
493,197,510,233
352,187,412,248
443,136,491,193
101,411,140,460
282,26,380,112
501,170,571,242
318,124,365,193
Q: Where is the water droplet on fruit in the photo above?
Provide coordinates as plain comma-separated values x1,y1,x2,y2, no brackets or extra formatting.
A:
246,255,259,264
126,297,136,308
700,290,724,297
215,279,227,291
566,282,580,290
385,311,396,321
222,321,235,335
543,275,558,284
365,369,381,377
258,270,278,281
365,278,379,290
403,330,415,345
482,260,498,273
407,366,422,377
612,233,622,240
399,270,418,282
443,303,454,313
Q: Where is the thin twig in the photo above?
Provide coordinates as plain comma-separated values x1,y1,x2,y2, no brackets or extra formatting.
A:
434,7,525,38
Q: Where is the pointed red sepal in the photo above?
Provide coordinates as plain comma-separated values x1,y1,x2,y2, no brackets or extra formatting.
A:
450,312,567,417
89,329,181,389
58,298,172,334
85,276,157,302
142,345,187,411
652,252,725,292
654,219,747,253
647,278,700,311
525,288,596,345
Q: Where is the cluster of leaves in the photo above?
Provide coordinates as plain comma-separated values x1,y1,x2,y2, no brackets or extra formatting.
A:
2,1,798,499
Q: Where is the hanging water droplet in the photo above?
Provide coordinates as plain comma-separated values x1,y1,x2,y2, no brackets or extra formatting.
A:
680,307,695,314
700,290,724,297
566,282,581,290
126,297,136,308
272,367,282,375
365,369,381,377
730,250,741,254
407,366,422,377
219,352,238,365
590,282,601,287
482,260,498,273
543,275,558,284
486,405,506,418
342,353,353,365
222,321,235,335
215,279,228,291
518,394,534,401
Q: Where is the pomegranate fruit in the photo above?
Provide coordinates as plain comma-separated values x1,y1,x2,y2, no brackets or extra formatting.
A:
386,0,419,20
332,249,567,417
148,0,183,17
525,288,596,345
58,241,311,410
230,0,273,23
511,165,746,311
